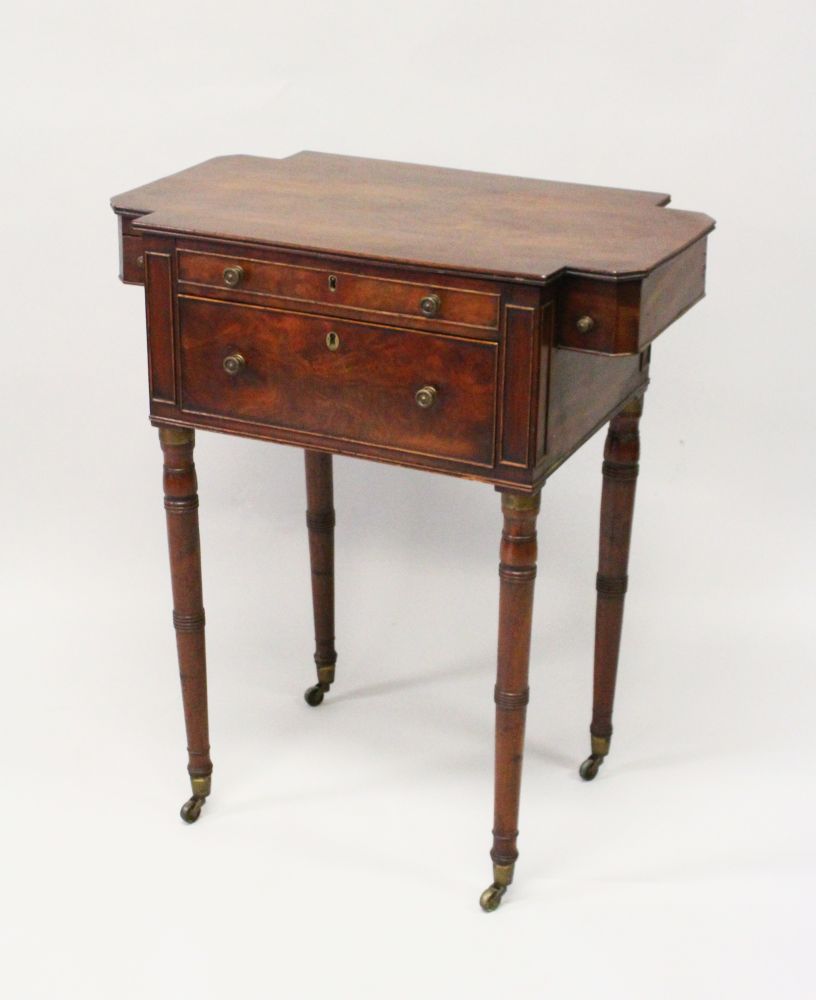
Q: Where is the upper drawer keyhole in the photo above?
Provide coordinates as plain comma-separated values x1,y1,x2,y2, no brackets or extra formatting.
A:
328,274,338,292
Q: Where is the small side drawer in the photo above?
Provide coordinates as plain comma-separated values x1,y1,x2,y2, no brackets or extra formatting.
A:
557,238,708,355
557,276,640,354
177,249,500,336
117,213,146,285
177,296,497,466
120,236,145,283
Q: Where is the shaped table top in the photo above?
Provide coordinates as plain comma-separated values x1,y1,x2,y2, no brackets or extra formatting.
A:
111,151,714,283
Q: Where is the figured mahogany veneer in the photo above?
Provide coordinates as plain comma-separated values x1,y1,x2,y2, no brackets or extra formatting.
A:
111,152,713,911
178,295,497,467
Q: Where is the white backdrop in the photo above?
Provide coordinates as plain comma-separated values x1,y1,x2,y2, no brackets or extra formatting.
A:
2,2,813,998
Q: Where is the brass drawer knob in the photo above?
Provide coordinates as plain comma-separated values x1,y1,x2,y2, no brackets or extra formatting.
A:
223,353,246,375
223,265,245,288
415,385,438,409
576,314,596,334
420,293,441,318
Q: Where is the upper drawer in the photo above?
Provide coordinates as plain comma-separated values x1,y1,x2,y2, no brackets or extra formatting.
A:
178,296,497,467
177,248,500,338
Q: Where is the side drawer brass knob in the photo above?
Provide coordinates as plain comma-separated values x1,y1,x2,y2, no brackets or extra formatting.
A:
415,385,438,409
576,314,596,334
420,293,441,318
223,353,246,375
223,265,245,288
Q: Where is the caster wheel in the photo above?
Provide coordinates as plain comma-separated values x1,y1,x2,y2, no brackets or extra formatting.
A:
579,755,602,781
304,684,325,707
180,796,204,823
479,883,506,913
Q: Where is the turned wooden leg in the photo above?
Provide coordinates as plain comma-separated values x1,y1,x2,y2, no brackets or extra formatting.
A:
580,395,644,781
303,450,337,707
480,490,541,912
159,427,213,822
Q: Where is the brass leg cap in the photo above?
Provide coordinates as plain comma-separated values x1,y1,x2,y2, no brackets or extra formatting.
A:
180,796,205,823
579,754,603,781
304,684,326,707
479,883,507,913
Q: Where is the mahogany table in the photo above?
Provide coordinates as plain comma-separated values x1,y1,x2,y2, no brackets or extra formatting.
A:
111,152,713,910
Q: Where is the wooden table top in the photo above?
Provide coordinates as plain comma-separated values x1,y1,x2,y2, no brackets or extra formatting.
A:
111,151,714,283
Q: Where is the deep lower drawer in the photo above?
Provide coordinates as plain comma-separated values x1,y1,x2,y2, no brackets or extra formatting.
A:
178,297,498,466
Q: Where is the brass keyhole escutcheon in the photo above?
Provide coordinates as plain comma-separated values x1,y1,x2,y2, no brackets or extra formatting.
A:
326,331,340,351
328,274,338,292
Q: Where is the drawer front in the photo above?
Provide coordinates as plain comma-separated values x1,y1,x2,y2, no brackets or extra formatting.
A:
177,249,500,335
178,297,497,466
557,276,639,354
116,212,146,284
557,239,707,355
120,236,145,283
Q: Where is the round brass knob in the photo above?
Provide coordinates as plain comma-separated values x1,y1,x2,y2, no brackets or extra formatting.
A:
136,254,144,269
576,315,596,334
223,265,245,288
415,385,438,409
223,353,246,375
420,293,441,318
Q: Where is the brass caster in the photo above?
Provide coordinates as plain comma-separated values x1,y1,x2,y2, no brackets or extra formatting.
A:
180,796,205,823
579,754,603,781
479,883,507,913
304,684,327,707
